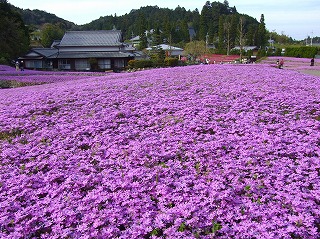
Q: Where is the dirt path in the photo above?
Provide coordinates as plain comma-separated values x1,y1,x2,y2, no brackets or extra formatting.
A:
298,70,320,76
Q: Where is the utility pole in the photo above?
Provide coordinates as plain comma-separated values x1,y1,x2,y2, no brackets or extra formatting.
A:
238,17,245,63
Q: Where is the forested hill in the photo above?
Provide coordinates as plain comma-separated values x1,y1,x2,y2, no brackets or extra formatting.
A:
14,1,261,44
13,7,76,30
81,3,260,43
1,0,266,64
81,5,201,41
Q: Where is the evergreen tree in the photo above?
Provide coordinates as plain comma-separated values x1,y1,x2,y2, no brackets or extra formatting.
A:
210,0,232,39
137,12,148,49
138,33,148,50
237,16,246,61
173,20,189,43
162,15,172,43
199,1,211,41
0,0,29,64
224,18,232,55
218,15,225,51
152,27,162,46
191,9,200,40
256,14,267,48
137,12,147,36
230,15,238,45
246,24,256,46
180,20,190,43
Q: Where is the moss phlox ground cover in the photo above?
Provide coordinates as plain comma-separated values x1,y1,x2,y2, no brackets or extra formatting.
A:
0,64,319,238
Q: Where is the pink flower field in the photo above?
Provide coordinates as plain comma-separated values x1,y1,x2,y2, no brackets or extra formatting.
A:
0,63,319,238
261,57,320,74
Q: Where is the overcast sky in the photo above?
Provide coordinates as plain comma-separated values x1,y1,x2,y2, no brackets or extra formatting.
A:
8,0,320,40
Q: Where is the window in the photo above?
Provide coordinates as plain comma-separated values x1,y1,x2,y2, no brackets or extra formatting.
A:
114,59,125,68
59,59,71,70
75,59,90,70
98,59,111,69
25,60,42,69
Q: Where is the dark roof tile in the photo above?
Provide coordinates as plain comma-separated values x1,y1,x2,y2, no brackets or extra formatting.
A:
59,30,122,47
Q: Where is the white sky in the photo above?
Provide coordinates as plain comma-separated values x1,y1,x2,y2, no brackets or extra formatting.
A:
8,0,320,40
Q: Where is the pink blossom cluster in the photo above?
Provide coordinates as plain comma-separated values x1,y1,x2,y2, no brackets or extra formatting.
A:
263,56,320,71
0,64,319,238
0,65,111,84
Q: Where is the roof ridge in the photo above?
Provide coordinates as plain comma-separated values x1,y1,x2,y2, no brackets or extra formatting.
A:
65,30,122,33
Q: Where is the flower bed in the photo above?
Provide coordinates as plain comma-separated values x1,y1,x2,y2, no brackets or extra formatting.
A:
0,64,319,238
0,65,113,87
262,56,320,71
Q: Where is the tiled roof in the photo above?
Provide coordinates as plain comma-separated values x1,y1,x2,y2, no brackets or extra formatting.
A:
130,35,140,41
233,46,259,51
59,30,123,47
146,44,183,51
19,48,58,60
33,48,59,57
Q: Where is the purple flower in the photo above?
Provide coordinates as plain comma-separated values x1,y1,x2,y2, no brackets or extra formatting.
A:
0,62,319,238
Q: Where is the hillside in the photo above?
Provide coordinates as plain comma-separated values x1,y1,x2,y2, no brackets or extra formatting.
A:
13,6,77,30
14,2,260,45
80,3,260,43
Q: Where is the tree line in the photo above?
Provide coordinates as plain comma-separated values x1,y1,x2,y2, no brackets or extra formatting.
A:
0,0,29,64
82,1,268,52
1,0,298,64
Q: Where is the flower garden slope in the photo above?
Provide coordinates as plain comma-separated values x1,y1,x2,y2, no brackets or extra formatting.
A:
0,64,319,238
0,65,114,86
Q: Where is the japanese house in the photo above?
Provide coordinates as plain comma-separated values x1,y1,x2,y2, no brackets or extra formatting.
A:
20,30,134,71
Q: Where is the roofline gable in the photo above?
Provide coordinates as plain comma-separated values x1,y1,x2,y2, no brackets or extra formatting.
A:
58,30,124,47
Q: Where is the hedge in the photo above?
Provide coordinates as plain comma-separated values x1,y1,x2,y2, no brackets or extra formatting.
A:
284,46,319,58
164,57,179,67
128,58,179,69
128,59,153,69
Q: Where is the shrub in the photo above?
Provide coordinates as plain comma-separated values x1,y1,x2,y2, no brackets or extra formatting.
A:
0,57,9,65
274,48,282,56
164,57,179,67
128,60,136,69
128,59,153,69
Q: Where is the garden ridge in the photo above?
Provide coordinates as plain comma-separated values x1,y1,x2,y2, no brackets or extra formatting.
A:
0,64,319,238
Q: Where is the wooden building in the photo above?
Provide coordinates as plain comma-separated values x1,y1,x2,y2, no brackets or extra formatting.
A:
20,30,134,71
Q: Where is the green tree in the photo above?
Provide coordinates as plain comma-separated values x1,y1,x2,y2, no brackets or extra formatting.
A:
218,15,225,51
184,40,207,62
256,14,267,48
245,24,256,46
173,20,189,43
138,33,148,50
149,46,166,67
199,1,211,41
41,23,64,47
137,12,147,36
162,15,172,42
224,19,232,55
0,0,30,64
237,16,246,61
152,27,162,46
229,14,238,48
